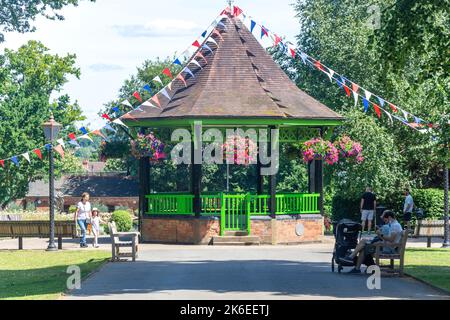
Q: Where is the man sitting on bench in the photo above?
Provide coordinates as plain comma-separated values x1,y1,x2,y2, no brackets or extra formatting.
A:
341,211,403,274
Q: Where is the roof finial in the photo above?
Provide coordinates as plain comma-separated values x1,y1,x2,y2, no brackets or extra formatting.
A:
227,0,234,10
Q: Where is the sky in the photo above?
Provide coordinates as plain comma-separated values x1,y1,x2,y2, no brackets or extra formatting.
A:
0,0,300,128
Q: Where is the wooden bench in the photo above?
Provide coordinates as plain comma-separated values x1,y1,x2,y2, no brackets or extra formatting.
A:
414,220,445,247
108,221,140,262
0,221,77,249
373,230,408,276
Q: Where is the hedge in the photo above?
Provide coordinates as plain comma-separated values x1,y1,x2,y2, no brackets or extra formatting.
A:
332,188,445,222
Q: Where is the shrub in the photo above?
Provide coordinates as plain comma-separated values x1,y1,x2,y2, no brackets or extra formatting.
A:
110,210,132,232
69,205,77,215
331,195,360,222
412,189,444,219
91,203,109,213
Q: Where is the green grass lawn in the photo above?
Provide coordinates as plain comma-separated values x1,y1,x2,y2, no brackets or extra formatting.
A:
0,250,110,300
403,248,450,293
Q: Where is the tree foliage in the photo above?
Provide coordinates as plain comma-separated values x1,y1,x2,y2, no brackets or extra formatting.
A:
0,0,96,42
0,40,84,208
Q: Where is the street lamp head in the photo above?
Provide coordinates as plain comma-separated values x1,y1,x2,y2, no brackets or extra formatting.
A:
42,113,62,142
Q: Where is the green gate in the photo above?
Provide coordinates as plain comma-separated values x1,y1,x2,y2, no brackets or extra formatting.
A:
220,193,251,236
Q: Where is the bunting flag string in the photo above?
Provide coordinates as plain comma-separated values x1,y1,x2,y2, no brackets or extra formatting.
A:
0,7,230,168
241,10,433,132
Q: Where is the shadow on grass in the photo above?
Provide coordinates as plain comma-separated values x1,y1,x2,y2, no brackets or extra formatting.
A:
0,257,108,300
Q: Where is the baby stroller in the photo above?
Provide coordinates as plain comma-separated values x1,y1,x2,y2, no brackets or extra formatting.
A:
331,219,362,273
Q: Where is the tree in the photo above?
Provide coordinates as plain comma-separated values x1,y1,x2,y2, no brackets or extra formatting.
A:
0,40,84,208
0,0,96,42
270,0,448,216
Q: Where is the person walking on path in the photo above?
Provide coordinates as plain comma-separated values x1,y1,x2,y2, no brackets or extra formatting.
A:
360,187,377,234
74,192,92,248
403,189,414,232
91,208,101,248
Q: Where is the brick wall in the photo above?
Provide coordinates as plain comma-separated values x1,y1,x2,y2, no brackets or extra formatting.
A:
141,216,220,244
141,215,323,245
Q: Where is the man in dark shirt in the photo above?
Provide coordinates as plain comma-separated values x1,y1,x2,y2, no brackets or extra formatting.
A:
360,187,377,234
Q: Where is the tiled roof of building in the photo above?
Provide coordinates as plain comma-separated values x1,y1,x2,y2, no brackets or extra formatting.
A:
127,16,343,121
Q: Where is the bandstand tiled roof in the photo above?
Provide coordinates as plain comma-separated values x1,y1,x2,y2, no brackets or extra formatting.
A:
126,15,343,123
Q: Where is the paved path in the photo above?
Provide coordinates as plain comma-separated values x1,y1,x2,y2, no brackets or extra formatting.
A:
63,243,449,300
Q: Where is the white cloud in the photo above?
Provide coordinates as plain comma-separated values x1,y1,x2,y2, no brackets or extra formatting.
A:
113,19,201,38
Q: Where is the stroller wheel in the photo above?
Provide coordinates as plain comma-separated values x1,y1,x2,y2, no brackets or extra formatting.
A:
338,265,343,273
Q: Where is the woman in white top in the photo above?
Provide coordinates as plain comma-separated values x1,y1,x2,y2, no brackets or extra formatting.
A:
74,192,92,248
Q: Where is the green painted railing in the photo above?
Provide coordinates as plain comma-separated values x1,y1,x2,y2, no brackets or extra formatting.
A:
146,193,194,215
146,192,320,216
220,194,249,235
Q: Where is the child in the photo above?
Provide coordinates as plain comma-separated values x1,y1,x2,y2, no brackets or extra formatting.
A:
91,208,101,248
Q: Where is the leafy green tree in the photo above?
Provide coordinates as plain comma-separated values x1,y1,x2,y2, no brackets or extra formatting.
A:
0,40,84,208
0,0,96,42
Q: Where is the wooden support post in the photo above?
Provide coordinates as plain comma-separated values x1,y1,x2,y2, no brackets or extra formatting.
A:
58,236,62,250
256,140,264,195
138,128,150,237
18,237,23,250
191,123,202,217
268,126,277,218
308,128,325,215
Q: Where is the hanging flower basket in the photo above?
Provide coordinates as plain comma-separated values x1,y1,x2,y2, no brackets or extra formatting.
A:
302,138,339,165
131,133,166,161
335,135,364,163
222,135,257,165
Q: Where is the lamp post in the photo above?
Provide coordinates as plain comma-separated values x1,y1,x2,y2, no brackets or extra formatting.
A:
42,114,62,251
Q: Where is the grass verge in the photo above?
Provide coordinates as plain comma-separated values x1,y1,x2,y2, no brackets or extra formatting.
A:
0,250,110,300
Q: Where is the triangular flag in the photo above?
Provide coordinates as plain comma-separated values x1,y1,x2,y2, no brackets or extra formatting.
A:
151,95,162,108
143,84,153,95
344,85,351,97
207,37,218,46
202,44,213,53
112,106,120,114
273,34,282,47
401,109,409,120
54,145,65,159
57,139,65,148
33,149,43,160
213,29,224,41
80,127,88,135
153,76,163,86
121,100,133,109
414,116,422,124
173,58,182,66
364,90,372,101
79,134,94,143
373,104,382,119
233,6,243,17
113,118,128,127
162,68,173,79
133,91,142,103
68,133,76,140
378,97,385,108
104,123,117,133
326,69,335,82
141,100,158,108
192,40,201,48
45,144,52,151
336,79,344,89
11,156,19,166
383,109,394,124
0,160,4,168
351,83,360,107
299,52,308,64
389,103,398,113
102,113,112,121
289,48,296,59
167,81,173,91
177,74,187,87
314,60,324,72
196,52,207,63
261,26,269,39
184,67,195,79
190,59,203,69
201,30,207,38
362,98,370,113
22,153,31,164
250,20,256,33
216,21,226,29
160,87,171,101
